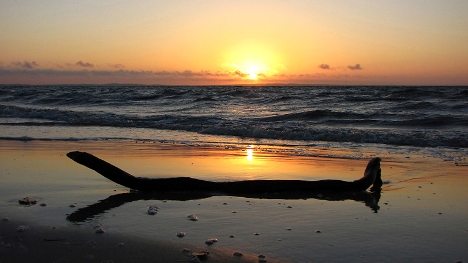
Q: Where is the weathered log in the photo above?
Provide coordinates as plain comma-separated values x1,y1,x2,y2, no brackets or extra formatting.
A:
66,151,382,193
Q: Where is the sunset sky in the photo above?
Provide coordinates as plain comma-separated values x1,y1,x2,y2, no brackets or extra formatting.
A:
1,1,467,85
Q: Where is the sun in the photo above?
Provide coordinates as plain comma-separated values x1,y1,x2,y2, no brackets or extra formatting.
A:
248,65,259,80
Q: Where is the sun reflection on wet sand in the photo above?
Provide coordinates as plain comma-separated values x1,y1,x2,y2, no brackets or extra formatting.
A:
246,145,254,161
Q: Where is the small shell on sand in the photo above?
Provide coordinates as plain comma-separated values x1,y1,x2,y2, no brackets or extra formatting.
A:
254,232,260,235
176,232,186,238
18,197,38,205
189,256,202,263
233,252,243,256
147,205,159,215
187,215,199,221
17,225,29,232
205,238,218,245
93,225,106,234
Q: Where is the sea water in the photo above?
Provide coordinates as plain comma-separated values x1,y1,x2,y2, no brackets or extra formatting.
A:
1,85,467,164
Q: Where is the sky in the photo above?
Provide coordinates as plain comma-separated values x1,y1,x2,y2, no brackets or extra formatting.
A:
1,0,467,86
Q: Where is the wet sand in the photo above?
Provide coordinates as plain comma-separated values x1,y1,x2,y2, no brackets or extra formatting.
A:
1,140,467,263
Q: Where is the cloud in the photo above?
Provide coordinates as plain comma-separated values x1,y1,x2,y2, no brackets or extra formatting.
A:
109,63,125,69
318,64,330,70
348,64,362,70
76,61,94,68
11,61,39,69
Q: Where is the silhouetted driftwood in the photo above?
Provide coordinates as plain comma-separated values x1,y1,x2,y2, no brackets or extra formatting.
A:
66,151,382,193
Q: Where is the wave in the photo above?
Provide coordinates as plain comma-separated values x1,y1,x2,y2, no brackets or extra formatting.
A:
1,85,467,149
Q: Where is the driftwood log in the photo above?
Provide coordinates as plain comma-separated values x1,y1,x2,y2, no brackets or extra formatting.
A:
66,151,382,194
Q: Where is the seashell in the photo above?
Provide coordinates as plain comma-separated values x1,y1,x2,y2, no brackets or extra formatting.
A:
254,232,260,235
205,238,218,245
191,251,209,260
86,240,97,246
187,215,199,221
17,225,29,232
18,197,38,205
93,224,106,234
233,252,243,257
147,205,159,215
176,232,186,238
189,256,202,263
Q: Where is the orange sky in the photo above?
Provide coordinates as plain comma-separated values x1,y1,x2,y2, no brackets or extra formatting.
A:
1,1,467,85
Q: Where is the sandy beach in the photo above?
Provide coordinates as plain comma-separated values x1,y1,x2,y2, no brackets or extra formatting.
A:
1,140,467,263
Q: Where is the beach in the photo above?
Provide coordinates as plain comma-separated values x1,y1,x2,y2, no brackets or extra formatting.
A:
1,139,467,263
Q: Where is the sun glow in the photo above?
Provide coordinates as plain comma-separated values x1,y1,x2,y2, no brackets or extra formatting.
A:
248,65,259,80
223,43,284,82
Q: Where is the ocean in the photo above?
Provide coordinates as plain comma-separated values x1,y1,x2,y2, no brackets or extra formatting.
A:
1,85,467,163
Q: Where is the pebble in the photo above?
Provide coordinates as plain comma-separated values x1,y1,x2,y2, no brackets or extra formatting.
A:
69,203,77,208
287,206,293,208
205,238,218,245
233,252,243,257
147,205,159,215
229,235,235,238
189,256,202,263
86,240,97,246
17,225,29,232
254,232,260,235
232,211,237,213
40,203,47,207
316,230,322,233
18,197,38,205
187,215,199,221
93,225,106,234
176,232,186,238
